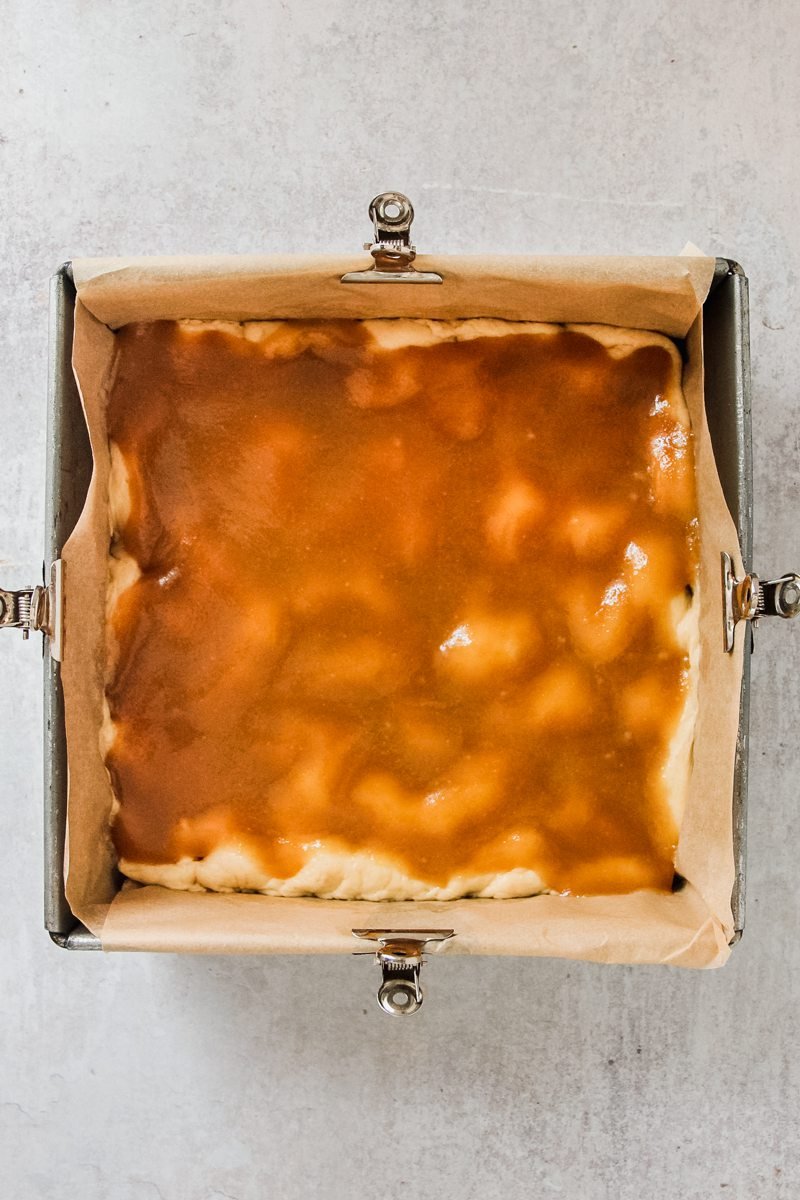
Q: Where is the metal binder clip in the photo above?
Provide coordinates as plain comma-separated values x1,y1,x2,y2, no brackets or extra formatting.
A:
341,192,443,285
722,552,800,652
352,929,455,1015
0,560,63,660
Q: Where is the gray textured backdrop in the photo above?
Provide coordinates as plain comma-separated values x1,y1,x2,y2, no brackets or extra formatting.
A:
2,3,798,1198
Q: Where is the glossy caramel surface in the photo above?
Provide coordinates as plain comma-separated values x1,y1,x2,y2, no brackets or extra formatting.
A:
106,319,698,895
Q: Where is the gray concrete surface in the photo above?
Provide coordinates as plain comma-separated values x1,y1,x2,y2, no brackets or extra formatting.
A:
2,2,798,1197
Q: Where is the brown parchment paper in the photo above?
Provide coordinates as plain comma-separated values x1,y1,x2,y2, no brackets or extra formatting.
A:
63,252,744,966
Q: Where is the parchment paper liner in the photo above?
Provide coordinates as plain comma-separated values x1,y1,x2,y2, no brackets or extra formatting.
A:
63,252,742,965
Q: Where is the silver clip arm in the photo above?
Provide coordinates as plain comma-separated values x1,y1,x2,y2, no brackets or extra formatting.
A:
0,560,63,659
723,552,800,651
341,192,443,285
353,929,455,1015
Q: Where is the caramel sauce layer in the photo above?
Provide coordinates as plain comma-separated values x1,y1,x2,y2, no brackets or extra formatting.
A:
106,320,698,895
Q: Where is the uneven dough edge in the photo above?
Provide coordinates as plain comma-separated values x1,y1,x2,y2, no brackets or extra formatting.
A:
118,847,545,902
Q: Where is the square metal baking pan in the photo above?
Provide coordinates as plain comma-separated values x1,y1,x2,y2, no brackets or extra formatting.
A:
37,255,755,952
